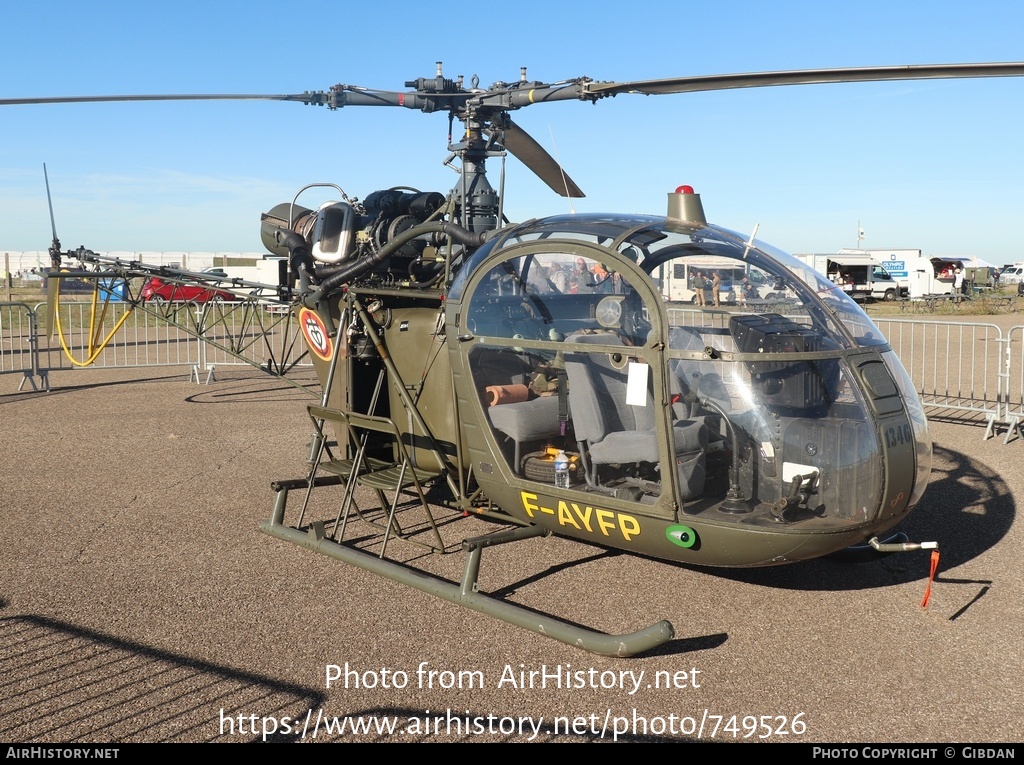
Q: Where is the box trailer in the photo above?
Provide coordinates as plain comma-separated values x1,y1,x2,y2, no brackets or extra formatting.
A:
903,257,964,298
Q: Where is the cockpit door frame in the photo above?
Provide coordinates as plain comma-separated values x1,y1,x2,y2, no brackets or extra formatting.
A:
453,238,681,519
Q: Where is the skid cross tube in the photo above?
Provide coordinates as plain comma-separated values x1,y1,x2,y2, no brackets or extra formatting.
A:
261,496,673,657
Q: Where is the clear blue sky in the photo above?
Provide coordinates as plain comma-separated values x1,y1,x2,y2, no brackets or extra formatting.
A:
3,0,1023,263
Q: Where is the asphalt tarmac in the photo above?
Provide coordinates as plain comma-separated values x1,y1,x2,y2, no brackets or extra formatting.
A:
1,365,1021,743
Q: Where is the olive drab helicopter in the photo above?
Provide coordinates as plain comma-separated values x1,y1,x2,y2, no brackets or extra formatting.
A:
11,62,1024,656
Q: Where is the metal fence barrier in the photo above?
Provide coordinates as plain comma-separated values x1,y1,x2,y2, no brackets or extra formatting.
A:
20,300,311,388
667,307,735,331
874,319,1003,425
0,302,45,390
6,300,1024,443
40,301,196,372
1003,325,1024,443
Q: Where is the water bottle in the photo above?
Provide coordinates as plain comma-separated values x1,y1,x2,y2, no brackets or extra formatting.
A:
554,450,570,488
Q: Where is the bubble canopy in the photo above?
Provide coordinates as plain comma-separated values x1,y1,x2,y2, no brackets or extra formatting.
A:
454,214,888,347
448,214,929,549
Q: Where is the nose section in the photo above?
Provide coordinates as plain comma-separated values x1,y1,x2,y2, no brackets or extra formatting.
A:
881,351,932,508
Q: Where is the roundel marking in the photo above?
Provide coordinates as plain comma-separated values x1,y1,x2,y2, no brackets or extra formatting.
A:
299,307,334,361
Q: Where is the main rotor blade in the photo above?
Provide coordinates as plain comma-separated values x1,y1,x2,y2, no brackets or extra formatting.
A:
0,93,314,106
0,88,469,111
498,120,585,198
587,62,1024,97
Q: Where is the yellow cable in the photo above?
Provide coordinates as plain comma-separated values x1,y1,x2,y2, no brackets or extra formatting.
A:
53,278,134,367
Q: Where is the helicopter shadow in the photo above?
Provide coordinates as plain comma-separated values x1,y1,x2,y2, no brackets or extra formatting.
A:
0,373,186,406
0,602,324,743
703,444,1013,592
183,377,319,405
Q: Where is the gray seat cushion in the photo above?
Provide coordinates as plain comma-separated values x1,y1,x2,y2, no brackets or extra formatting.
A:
487,395,561,442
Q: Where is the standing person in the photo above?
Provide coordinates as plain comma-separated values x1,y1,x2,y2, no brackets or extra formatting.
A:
691,270,706,306
711,271,722,306
953,267,965,304
739,276,755,306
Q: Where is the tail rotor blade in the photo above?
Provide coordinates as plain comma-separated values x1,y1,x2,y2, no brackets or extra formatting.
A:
43,163,59,244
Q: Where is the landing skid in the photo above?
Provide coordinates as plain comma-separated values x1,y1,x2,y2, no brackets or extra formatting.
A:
262,481,674,657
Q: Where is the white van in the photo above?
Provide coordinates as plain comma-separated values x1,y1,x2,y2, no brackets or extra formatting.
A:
999,265,1024,286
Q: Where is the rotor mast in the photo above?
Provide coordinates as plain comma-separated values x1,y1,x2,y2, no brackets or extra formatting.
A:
409,62,505,234
450,114,500,233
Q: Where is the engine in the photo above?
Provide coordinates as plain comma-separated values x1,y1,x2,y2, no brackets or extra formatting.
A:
259,188,448,286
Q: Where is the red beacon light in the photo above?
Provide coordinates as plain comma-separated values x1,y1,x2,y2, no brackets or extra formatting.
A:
667,184,706,225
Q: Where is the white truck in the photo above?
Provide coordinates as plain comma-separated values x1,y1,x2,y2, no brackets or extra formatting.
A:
838,248,964,298
840,248,920,293
792,253,900,302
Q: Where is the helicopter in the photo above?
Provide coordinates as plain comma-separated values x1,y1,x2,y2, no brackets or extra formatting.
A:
10,62,1024,656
